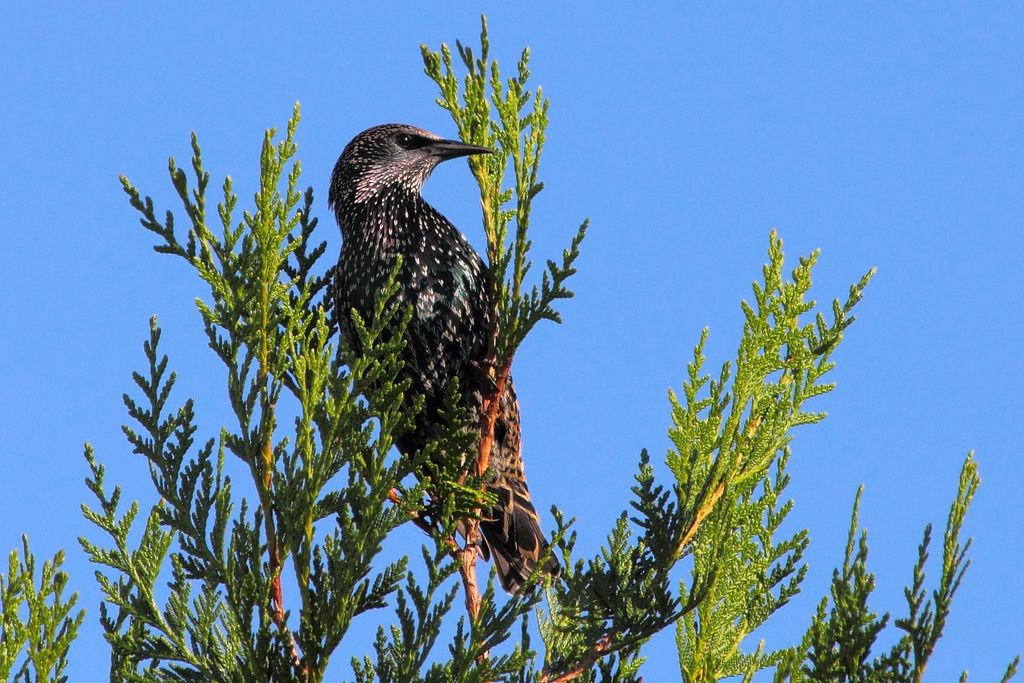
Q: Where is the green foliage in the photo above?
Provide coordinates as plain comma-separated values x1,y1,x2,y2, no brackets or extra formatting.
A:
84,105,439,682
676,451,808,682
0,537,83,683
773,454,1019,683
421,14,588,364
350,535,540,683
795,488,892,681
535,233,872,683
667,237,871,683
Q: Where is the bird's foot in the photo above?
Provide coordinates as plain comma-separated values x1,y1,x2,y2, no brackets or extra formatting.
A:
467,358,500,392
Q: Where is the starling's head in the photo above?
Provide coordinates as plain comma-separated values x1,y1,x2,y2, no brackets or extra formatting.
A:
328,123,491,209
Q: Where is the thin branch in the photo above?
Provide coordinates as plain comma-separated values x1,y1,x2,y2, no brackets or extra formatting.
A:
458,546,483,630
388,489,443,539
454,357,512,629
540,634,614,683
476,360,512,480
676,482,727,560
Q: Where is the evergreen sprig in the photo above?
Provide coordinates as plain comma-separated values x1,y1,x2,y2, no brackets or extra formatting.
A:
537,233,872,682
421,13,588,367
676,451,809,682
772,454,1018,683
802,487,890,680
0,537,83,683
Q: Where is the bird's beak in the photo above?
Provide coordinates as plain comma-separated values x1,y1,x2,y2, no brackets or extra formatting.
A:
428,138,494,160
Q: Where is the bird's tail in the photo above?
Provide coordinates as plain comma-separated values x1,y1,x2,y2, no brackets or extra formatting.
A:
478,481,561,594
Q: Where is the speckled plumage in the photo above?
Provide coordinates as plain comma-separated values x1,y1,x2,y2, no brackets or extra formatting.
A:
328,124,559,592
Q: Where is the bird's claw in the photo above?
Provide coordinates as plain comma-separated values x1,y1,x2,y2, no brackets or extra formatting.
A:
468,358,499,391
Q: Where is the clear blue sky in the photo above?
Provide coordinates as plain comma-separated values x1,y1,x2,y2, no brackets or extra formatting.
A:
2,3,1021,680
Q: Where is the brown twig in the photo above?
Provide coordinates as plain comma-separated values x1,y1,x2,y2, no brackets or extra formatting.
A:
259,434,305,674
387,487,486,658
458,543,483,623
451,356,512,666
475,361,511,479
263,436,284,614
540,634,615,683
675,481,727,560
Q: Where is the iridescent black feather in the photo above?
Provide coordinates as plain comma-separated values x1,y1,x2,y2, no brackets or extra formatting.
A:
329,124,560,592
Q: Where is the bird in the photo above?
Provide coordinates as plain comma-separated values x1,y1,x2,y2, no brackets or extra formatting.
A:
328,123,560,593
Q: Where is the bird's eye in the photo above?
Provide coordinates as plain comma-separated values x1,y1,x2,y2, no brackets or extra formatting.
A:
395,133,413,149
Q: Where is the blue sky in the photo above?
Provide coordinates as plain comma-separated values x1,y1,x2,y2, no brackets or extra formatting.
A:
1,3,1021,680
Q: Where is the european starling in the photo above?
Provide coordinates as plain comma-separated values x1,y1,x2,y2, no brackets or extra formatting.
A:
328,123,560,593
